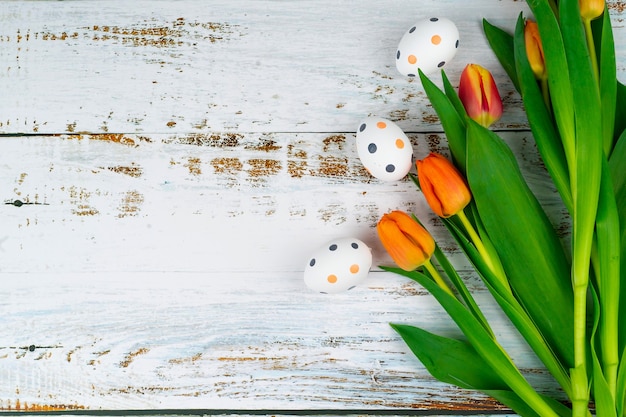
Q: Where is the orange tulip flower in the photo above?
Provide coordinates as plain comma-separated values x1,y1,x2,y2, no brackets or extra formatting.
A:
377,210,435,271
458,64,503,128
416,153,471,218
524,20,547,81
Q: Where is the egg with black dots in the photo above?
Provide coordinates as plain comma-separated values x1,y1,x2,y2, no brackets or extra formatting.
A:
396,17,460,77
355,117,413,182
304,238,372,294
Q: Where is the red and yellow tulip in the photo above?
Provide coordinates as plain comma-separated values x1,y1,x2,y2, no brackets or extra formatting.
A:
458,64,503,128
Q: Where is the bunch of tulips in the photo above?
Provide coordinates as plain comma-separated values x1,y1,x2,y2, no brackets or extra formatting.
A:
376,0,626,415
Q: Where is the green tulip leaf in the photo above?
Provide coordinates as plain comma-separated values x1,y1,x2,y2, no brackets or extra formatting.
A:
441,214,572,396
382,266,562,416
418,70,467,172
441,69,468,121
432,244,493,337
511,13,570,202
484,391,573,417
616,348,626,416
594,157,621,397
465,120,574,369
599,5,617,156
560,0,603,292
610,128,626,196
609,130,626,353
482,19,520,92
512,13,572,212
391,324,551,416
390,324,506,390
615,81,626,144
526,0,576,162
590,286,618,416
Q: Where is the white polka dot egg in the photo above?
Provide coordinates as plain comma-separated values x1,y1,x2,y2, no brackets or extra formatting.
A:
356,117,413,182
304,238,372,294
396,17,460,77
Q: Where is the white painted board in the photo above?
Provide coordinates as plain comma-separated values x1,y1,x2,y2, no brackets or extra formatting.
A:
1,0,623,413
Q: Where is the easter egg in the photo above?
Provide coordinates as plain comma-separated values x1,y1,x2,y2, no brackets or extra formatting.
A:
355,117,413,181
396,17,460,77
304,237,372,294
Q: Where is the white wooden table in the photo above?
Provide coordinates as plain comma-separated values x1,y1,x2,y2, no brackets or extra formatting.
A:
1,0,624,414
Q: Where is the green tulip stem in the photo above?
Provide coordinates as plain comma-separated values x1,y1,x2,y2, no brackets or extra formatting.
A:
423,260,455,298
456,210,511,293
583,17,600,85
572,241,592,417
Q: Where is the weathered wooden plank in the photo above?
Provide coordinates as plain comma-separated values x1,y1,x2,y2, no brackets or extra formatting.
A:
0,131,567,411
1,132,567,273
0,0,543,134
0,271,561,411
2,0,614,412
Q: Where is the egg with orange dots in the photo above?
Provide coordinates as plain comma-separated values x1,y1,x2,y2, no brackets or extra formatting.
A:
356,117,413,181
396,17,459,77
304,238,372,294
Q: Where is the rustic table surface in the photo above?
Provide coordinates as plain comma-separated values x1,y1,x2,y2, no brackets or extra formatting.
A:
1,0,624,415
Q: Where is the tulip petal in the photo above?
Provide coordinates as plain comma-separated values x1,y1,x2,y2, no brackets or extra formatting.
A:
417,153,471,218
458,64,503,128
524,20,547,80
377,211,434,271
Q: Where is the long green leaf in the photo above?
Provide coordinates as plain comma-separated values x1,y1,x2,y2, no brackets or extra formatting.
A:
595,157,621,397
432,244,493,337
441,70,468,123
616,348,626,416
615,81,626,144
483,19,520,92
418,70,467,172
560,2,604,411
512,13,572,212
441,215,572,396
609,130,626,354
599,5,617,156
384,267,561,416
465,120,574,369
590,286,618,416
391,324,507,390
526,0,576,167
392,324,550,416
441,213,510,298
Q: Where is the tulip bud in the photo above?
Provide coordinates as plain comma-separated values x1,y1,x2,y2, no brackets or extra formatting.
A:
524,20,547,81
458,64,503,128
579,0,604,20
416,153,471,218
377,210,435,271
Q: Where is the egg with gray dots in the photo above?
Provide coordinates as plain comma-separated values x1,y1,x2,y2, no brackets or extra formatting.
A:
304,238,372,294
396,17,460,77
355,117,413,181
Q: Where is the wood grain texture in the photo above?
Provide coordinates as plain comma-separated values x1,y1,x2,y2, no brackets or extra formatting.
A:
1,0,623,413
0,0,539,135
1,132,567,273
